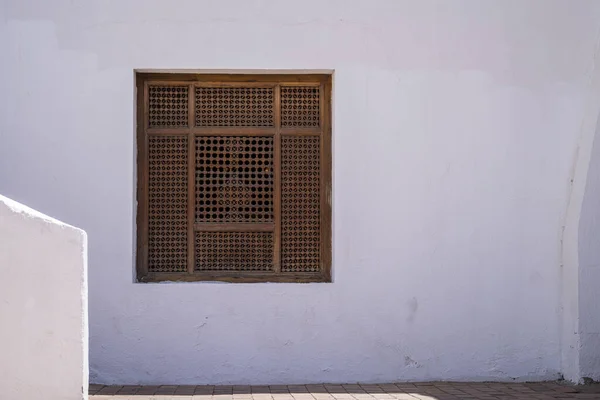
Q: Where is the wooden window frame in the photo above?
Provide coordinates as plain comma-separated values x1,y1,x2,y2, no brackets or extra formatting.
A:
136,72,332,283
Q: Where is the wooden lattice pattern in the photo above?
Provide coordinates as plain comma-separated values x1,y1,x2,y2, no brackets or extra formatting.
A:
281,86,320,127
138,74,330,282
147,136,188,272
281,136,321,272
196,87,274,127
195,137,274,223
148,86,188,127
195,232,274,271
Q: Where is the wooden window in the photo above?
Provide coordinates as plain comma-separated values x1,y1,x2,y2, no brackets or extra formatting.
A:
136,73,332,283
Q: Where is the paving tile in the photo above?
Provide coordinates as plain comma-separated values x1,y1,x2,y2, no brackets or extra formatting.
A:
289,386,309,393
90,384,105,391
195,387,215,395
292,395,316,400
89,382,600,399
175,386,198,394
96,386,124,395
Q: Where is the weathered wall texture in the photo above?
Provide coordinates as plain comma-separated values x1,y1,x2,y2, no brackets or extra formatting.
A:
0,196,88,399
1,0,600,384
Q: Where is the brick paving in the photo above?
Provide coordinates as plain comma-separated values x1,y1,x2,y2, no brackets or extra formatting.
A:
89,382,600,399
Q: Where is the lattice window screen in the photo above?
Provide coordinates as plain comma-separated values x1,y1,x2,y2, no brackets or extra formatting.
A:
196,87,274,127
149,86,189,127
281,86,320,127
281,136,321,272
147,136,188,272
195,136,274,223
195,232,274,271
138,76,330,282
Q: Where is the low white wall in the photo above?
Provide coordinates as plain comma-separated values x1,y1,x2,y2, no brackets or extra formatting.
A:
0,196,88,400
1,0,600,385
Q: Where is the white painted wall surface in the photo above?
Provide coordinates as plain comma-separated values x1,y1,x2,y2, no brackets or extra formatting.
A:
577,115,600,382
0,195,88,399
1,0,600,384
556,14,600,383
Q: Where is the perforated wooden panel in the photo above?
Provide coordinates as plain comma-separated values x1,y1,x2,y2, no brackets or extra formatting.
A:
281,86,320,127
196,87,274,127
281,136,321,272
148,85,188,127
195,136,274,223
195,232,274,271
147,136,188,272
138,74,331,282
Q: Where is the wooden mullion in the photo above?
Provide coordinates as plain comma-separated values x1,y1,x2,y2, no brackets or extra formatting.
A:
192,127,276,136
148,127,276,136
280,129,321,136
187,84,195,274
194,223,274,232
273,85,282,274
191,82,278,88
147,128,191,135
279,81,322,87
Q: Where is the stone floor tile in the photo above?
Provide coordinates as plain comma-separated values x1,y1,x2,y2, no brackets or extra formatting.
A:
137,387,160,395
96,385,124,395
252,395,274,400
289,387,309,393
292,394,316,400
175,386,197,394
89,382,600,399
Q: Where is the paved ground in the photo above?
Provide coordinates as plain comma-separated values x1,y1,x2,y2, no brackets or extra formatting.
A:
89,382,600,399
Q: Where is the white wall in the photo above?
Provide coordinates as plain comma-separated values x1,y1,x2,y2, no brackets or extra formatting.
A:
558,19,600,383
0,196,88,399
1,0,600,385
576,115,600,382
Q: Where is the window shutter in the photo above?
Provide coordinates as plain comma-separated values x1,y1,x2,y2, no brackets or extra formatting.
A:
137,74,331,282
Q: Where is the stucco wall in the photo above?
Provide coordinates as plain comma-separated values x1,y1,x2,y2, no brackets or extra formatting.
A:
578,114,600,382
558,17,600,383
0,196,88,399
1,0,600,384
